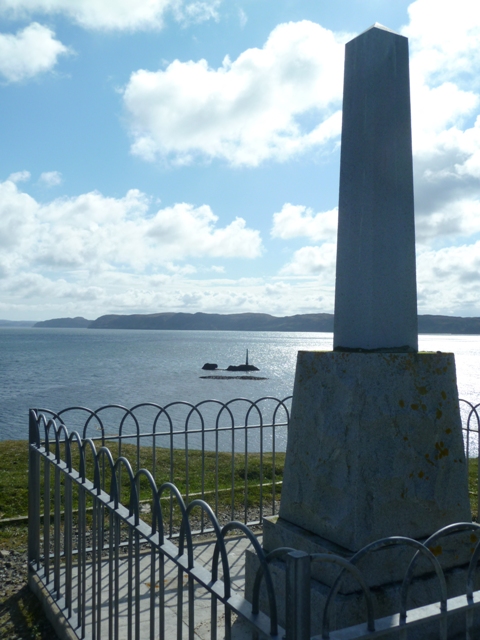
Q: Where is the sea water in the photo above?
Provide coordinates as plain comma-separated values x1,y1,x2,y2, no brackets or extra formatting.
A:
1,328,479,442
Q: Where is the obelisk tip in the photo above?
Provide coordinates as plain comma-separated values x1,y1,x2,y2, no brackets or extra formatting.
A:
358,23,401,37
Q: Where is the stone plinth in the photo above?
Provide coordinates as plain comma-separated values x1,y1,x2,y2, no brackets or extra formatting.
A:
245,545,479,639
278,351,470,551
260,516,479,592
333,24,417,351
245,350,473,638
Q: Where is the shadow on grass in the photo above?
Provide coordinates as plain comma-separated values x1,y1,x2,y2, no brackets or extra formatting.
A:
0,583,56,640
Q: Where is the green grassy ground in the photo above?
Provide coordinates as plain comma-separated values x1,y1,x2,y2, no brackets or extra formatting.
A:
0,440,285,549
1,440,478,546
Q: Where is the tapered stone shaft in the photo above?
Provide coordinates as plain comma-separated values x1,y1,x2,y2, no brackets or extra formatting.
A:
333,24,418,351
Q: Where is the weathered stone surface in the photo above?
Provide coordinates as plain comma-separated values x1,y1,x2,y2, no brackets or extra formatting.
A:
333,24,417,351
278,351,471,551
261,516,480,593
245,546,480,639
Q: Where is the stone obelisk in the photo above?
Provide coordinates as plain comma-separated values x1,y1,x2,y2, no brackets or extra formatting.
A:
246,25,472,634
334,23,418,352
275,23,469,551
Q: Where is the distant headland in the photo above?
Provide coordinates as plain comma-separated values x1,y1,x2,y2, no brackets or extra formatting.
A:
33,316,92,328
29,312,480,334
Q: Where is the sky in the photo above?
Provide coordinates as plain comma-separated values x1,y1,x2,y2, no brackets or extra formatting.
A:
1,0,480,321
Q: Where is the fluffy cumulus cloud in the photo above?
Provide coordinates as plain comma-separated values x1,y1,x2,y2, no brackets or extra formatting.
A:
39,171,62,187
400,0,480,247
123,20,345,166
0,176,340,319
0,177,261,268
280,244,337,277
0,177,265,316
417,243,480,315
0,22,70,82
8,170,30,183
271,203,337,243
0,0,221,31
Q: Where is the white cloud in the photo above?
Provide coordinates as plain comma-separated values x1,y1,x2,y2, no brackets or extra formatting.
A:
415,196,480,244
271,203,337,242
8,170,30,183
403,0,480,86
165,262,196,275
0,0,221,31
123,20,345,166
280,243,337,277
0,264,335,319
0,178,262,272
396,0,480,251
147,203,262,259
0,179,40,252
178,0,221,24
0,177,269,317
39,171,62,187
0,23,70,82
417,242,480,314
238,8,247,28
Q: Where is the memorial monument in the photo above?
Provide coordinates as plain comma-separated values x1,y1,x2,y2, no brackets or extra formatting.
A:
246,24,473,634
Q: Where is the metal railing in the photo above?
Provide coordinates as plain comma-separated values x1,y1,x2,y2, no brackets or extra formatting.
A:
31,396,292,534
32,396,480,523
27,398,480,639
28,408,283,639
461,400,480,519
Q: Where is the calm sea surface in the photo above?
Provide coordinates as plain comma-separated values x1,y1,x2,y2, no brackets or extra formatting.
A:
1,328,479,442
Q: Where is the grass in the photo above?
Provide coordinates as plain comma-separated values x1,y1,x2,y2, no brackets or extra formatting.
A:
0,583,56,640
0,439,285,550
468,457,480,521
0,441,30,521
1,439,479,550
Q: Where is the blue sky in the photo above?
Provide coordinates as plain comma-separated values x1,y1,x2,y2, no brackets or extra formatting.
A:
1,0,480,321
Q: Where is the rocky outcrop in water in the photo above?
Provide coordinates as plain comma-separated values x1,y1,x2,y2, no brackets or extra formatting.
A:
226,364,259,372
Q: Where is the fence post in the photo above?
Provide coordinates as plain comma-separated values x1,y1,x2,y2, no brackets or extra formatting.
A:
286,550,311,640
28,410,41,569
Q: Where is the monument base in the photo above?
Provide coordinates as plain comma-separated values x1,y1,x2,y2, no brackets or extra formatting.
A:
261,516,480,592
279,351,471,549
245,536,480,639
244,351,474,635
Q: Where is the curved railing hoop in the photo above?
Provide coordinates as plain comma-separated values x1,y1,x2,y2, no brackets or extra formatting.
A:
135,468,162,535
314,553,375,638
185,499,231,589
95,446,116,496
68,430,84,474
126,403,176,436
112,456,138,520
79,437,100,491
158,481,190,549
251,546,298,637
324,535,448,631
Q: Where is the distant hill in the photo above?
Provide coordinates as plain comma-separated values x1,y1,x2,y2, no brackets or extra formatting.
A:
89,312,335,332
418,315,480,334
33,316,92,328
0,319,37,327
30,312,480,334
